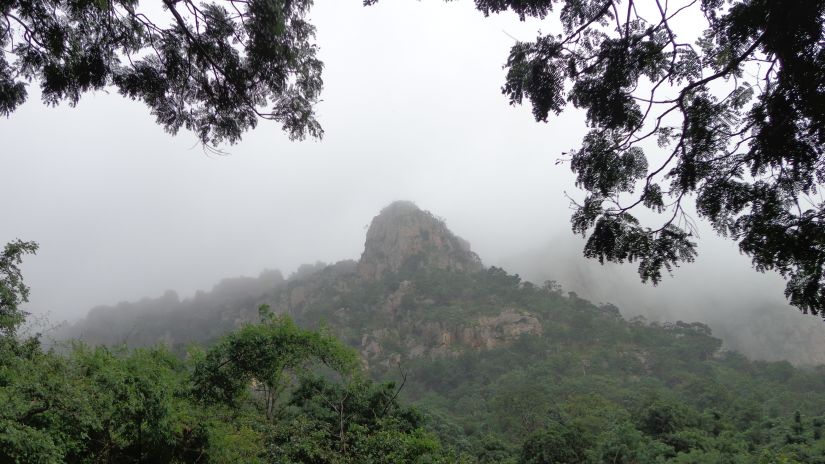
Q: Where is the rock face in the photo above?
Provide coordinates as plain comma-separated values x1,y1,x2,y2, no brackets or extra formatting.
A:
64,200,540,368
417,309,543,357
357,201,483,280
358,308,543,365
352,202,541,365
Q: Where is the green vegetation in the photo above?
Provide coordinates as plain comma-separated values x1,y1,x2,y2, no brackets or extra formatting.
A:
1,317,457,463
1,244,456,463
361,0,825,317
0,240,38,338
8,241,825,462
1,0,322,145
278,265,825,462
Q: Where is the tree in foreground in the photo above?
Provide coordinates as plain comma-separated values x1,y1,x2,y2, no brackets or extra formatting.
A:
366,0,825,316
1,0,322,145
1,257,456,464
0,239,38,338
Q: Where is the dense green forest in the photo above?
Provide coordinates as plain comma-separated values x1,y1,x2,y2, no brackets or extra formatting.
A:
0,207,825,464
3,297,454,461
3,0,825,459
6,224,825,463
268,263,825,463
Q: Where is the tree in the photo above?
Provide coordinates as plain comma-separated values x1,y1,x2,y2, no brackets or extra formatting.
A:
190,305,358,419
0,239,38,338
1,291,454,463
518,421,588,464
1,0,322,146
366,0,825,317
270,375,453,463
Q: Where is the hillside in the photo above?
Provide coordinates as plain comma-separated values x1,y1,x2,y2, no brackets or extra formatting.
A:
56,201,825,462
497,240,825,366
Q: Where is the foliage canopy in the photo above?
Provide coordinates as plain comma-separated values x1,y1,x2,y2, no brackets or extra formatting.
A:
1,0,323,145
1,311,453,463
7,242,825,462
367,0,825,317
0,239,38,338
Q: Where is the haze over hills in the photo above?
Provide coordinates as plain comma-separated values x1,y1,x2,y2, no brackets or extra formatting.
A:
58,200,502,355
53,201,510,361
47,201,825,461
496,239,825,366
59,200,825,367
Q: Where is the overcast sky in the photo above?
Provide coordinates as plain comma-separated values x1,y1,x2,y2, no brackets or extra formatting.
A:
1,0,821,357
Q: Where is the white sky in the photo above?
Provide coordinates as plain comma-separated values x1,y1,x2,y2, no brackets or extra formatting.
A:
1,0,574,319
1,0,821,360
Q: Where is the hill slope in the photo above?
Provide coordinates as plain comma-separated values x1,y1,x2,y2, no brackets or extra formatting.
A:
58,201,825,462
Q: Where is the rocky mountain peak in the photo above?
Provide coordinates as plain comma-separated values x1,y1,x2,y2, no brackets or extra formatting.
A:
357,201,483,280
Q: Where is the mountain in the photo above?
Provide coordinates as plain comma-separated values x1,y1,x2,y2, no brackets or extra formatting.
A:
357,201,483,280
55,201,825,460
61,204,583,363
496,239,825,366
59,200,825,368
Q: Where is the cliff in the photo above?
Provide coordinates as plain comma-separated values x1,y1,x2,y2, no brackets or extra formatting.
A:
357,201,483,280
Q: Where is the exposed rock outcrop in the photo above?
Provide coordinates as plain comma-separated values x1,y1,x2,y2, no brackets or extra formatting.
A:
65,201,540,367
357,201,483,280
424,309,543,356
358,308,543,365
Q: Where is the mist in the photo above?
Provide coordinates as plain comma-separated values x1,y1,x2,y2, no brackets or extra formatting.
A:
494,231,825,365
2,0,823,364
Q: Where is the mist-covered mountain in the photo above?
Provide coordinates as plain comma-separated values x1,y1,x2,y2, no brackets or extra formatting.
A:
60,200,825,367
496,238,825,366
49,201,825,461
58,200,491,351
52,201,825,460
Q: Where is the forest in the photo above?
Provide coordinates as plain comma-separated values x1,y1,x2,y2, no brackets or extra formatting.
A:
3,0,825,462
5,228,825,463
